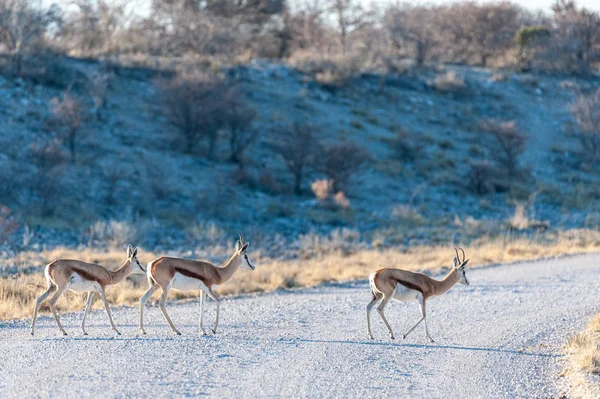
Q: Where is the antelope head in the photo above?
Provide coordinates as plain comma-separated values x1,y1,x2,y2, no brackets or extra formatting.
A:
235,231,255,271
127,244,146,274
452,247,470,285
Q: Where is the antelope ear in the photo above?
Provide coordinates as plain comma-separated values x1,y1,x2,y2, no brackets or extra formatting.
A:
132,247,138,258
460,259,470,268
241,242,249,252
236,241,241,251
127,244,133,257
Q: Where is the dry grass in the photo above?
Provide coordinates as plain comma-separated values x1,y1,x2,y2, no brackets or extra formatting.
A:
562,314,600,399
430,71,467,94
1,229,600,321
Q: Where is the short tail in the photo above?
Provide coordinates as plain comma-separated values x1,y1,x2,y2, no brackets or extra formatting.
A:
368,272,378,300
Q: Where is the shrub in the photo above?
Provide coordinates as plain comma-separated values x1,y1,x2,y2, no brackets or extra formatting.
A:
479,119,527,185
571,88,600,166
430,71,467,94
51,92,86,164
388,126,420,161
515,26,551,71
87,220,139,248
289,51,366,87
160,74,225,158
220,85,257,164
468,160,496,195
271,122,319,195
0,205,19,246
313,142,369,192
28,137,67,216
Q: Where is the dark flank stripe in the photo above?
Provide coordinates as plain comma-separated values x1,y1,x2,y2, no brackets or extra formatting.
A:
174,267,208,284
394,278,424,294
71,267,100,283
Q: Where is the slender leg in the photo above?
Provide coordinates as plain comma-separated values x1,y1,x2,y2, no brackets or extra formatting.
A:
376,296,394,340
199,290,207,335
158,287,181,335
81,291,95,335
139,283,159,335
31,283,55,336
366,293,383,339
205,287,220,334
48,286,68,336
403,295,427,340
421,300,434,343
98,286,120,335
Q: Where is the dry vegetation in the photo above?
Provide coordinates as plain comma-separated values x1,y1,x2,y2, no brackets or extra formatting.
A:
562,313,600,399
2,229,600,321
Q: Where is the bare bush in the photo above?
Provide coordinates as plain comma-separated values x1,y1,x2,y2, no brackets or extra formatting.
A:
86,71,110,119
443,2,523,66
571,88,600,164
329,0,372,54
311,179,334,201
430,71,467,94
272,122,319,195
220,85,257,164
313,142,369,192
551,0,600,73
50,92,86,164
58,0,133,57
385,4,441,67
28,137,67,216
0,0,60,75
160,74,224,158
388,126,420,162
479,120,527,185
468,160,496,195
515,26,551,71
0,205,19,245
87,219,138,248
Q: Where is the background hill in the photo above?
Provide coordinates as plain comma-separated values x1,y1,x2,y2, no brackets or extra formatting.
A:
0,0,598,282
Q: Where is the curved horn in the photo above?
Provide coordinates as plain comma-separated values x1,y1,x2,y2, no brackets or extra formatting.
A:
238,230,244,245
459,247,466,263
455,247,460,263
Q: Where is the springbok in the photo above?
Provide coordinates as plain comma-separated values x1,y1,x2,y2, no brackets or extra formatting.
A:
31,245,146,336
366,248,470,342
139,231,255,335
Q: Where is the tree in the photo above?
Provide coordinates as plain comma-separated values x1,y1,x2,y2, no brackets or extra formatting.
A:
480,120,527,185
551,0,600,72
385,4,441,67
0,0,60,74
571,88,600,164
314,142,369,192
515,26,551,71
329,0,370,54
51,92,86,164
221,86,257,164
160,75,224,158
272,122,319,195
444,1,523,66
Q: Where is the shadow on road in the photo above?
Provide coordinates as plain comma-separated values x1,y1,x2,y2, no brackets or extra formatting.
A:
285,338,559,358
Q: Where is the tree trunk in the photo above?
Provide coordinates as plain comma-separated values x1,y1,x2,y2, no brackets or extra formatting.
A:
69,130,76,164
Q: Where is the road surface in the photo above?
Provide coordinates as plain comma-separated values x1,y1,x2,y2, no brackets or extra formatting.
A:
1,253,598,398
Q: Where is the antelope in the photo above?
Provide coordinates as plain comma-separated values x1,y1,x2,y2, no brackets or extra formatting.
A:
31,245,146,336
366,248,470,342
139,231,255,335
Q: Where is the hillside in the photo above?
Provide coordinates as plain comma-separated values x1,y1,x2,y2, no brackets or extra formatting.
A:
0,57,599,270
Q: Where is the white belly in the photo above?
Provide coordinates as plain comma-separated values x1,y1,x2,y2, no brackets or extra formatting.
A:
393,284,420,302
171,272,206,292
67,273,100,292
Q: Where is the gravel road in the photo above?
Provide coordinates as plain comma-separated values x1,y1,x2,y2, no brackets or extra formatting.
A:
1,253,599,398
